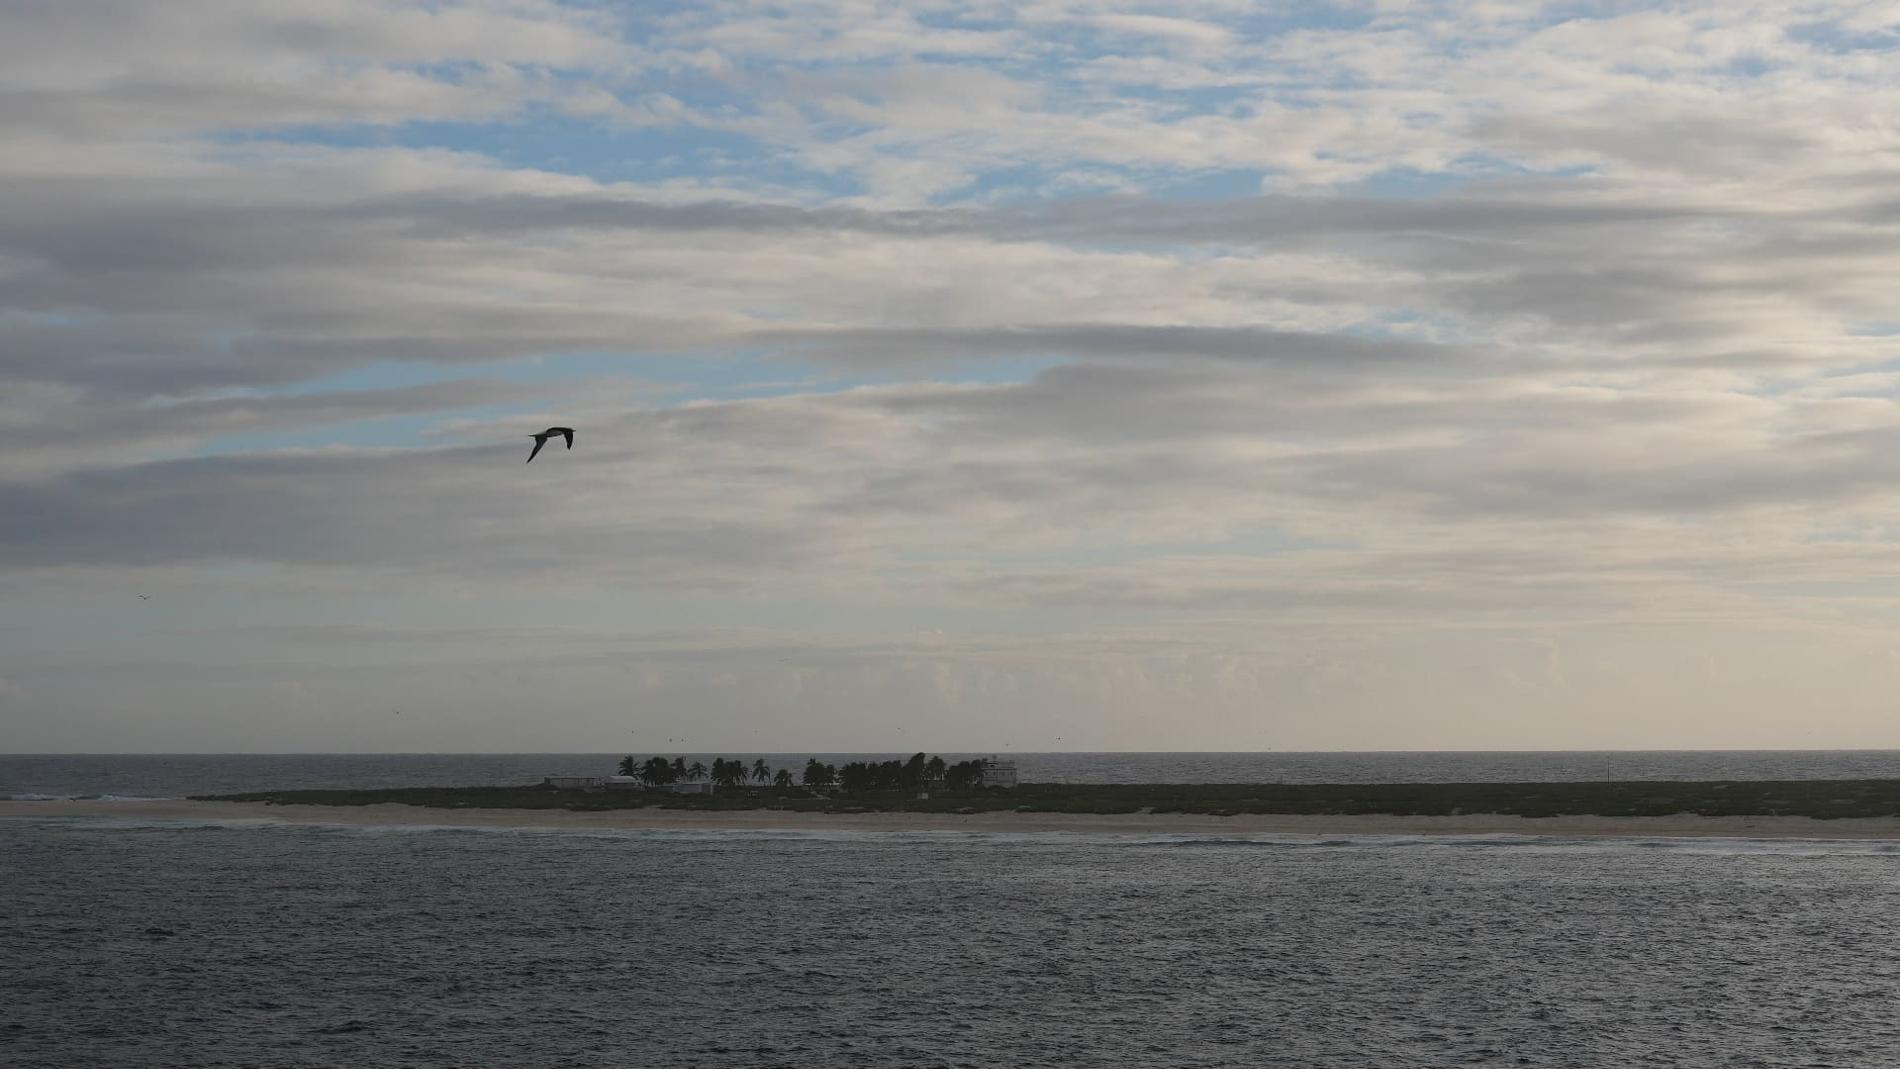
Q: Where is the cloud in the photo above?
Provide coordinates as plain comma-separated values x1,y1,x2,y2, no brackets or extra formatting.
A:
0,379,578,478
1086,14,1235,53
0,1,620,138
8,356,1900,634
9,0,1900,747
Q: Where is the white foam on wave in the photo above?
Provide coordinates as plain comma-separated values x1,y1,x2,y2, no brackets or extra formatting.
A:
0,815,289,833
3,793,179,802
190,822,1900,854
9,810,1899,854
243,821,1193,847
86,794,175,802
335,823,1014,844
1135,831,1900,856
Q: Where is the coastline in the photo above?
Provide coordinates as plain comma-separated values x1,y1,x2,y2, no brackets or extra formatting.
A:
9,797,1900,839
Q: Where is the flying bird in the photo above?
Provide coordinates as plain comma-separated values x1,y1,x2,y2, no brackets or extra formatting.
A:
137,594,150,600
526,426,575,463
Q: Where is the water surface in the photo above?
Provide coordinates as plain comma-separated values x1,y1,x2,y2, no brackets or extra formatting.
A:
5,818,1899,1067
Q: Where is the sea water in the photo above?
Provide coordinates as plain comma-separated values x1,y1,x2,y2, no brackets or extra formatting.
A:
5,817,1899,1067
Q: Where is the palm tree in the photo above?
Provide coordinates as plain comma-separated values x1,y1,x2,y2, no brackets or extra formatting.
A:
617,755,638,778
944,759,983,790
752,758,770,784
773,768,794,790
687,760,708,782
671,756,687,782
710,757,728,786
802,758,829,789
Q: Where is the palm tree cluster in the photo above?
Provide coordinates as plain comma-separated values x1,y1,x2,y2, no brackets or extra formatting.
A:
618,754,775,787
800,758,836,790
616,752,996,793
835,753,941,792
938,759,993,791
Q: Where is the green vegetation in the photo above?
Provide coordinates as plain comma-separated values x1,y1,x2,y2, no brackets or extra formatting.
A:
191,778,1900,819
606,753,987,792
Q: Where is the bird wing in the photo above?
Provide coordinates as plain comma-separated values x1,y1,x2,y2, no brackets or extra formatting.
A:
526,435,546,463
561,428,573,449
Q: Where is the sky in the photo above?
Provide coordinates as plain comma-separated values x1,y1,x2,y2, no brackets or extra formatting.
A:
6,1,1900,753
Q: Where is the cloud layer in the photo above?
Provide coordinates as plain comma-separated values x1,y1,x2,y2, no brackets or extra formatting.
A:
7,1,1900,750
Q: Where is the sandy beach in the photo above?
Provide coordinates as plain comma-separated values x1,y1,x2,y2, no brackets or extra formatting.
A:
8,797,1900,839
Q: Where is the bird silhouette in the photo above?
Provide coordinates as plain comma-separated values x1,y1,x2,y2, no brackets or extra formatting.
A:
526,426,575,463
137,594,150,600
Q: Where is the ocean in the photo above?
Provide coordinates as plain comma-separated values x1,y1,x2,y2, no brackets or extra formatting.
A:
8,753,1900,1067
5,818,1900,1067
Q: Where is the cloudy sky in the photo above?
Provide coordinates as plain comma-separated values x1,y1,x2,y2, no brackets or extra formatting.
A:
6,1,1900,753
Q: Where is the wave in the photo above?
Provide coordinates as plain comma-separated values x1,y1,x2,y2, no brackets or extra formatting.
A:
82,794,174,802
9,808,1900,854
1138,832,1900,855
5,793,176,802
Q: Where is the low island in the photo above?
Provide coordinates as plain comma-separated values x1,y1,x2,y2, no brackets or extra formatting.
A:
193,776,1900,820
161,753,1900,833
13,753,1900,838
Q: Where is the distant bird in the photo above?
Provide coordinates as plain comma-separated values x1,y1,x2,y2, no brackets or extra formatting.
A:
526,426,575,463
137,594,150,600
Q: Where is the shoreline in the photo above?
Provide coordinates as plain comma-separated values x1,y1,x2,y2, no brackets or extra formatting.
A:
9,798,1900,839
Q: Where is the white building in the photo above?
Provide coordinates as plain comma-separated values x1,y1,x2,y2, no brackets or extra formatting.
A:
542,776,604,791
978,757,1018,789
658,781,713,795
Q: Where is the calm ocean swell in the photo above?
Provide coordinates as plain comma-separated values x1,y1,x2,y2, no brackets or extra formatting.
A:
5,821,1900,1068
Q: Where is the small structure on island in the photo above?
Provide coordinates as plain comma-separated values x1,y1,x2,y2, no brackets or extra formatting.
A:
978,757,1018,789
542,776,605,791
604,776,643,791
657,781,713,795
